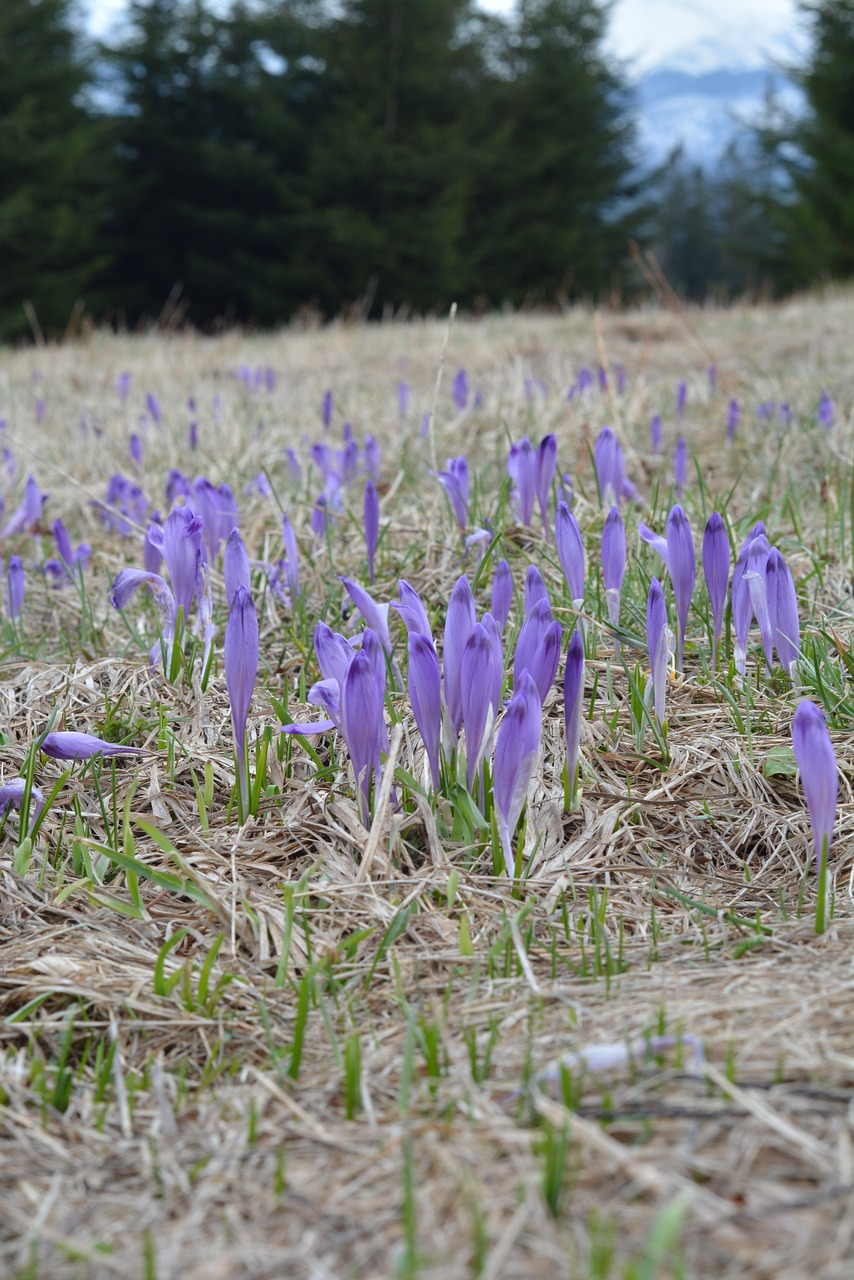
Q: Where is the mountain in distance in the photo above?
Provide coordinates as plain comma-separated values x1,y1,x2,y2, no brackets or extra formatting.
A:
630,31,805,168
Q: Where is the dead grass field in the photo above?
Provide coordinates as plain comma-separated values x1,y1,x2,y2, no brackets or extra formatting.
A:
2,291,854,1279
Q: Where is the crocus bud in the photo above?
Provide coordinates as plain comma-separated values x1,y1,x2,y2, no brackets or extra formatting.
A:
535,434,557,537
745,534,773,670
646,579,671,726
491,559,513,633
281,514,300,603
364,480,379,584
160,506,203,623
702,513,730,669
507,438,536,526
564,629,585,810
393,580,432,642
513,596,553,690
408,633,442,790
6,555,24,621
526,619,562,705
524,565,549,616
224,529,250,606
673,436,687,493
792,699,837,875
438,456,469,531
340,643,385,825
601,506,626,636
461,624,495,790
443,574,476,736
493,673,542,879
555,501,585,607
225,586,259,819
650,414,662,454
766,547,800,677
665,505,695,672
41,731,145,760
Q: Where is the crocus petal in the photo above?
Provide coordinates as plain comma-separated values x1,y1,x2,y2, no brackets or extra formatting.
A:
443,574,476,736
491,559,513,633
507,438,536,526
224,529,251,605
564,629,585,807
408,633,442,790
162,506,203,621
281,514,300,602
340,577,393,656
6,556,24,620
646,579,670,726
225,586,259,816
41,731,145,759
602,506,626,595
493,672,542,878
461,624,495,790
745,534,773,669
526,619,562,706
702,512,730,668
364,480,380,583
0,778,46,827
340,648,385,825
637,522,670,568
513,596,553,690
314,622,356,689
766,547,800,676
535,434,557,536
665,505,695,672
555,502,585,606
792,699,837,870
524,565,549,616
392,580,432,643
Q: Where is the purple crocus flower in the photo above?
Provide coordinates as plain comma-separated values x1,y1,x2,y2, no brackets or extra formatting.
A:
364,480,380,584
0,778,46,828
408,633,442,790
564,629,585,810
650,414,662,454
817,392,834,429
676,380,687,416
41,731,145,760
443,574,476,736
129,433,143,469
702,513,730,669
340,577,393,658
281,514,300,603
392,580,432,642
453,369,469,412
766,547,800,677
726,398,740,444
493,672,542,879
461,624,496,790
555,501,584,607
109,567,177,657
364,436,381,481
311,495,328,539
745,534,774,670
792,699,837,874
513,597,553,689
2,474,47,537
225,586,259,819
524,565,548,616
525,617,562,706
6,556,24,621
117,372,131,402
601,506,626,638
491,559,513,633
593,426,635,505
646,579,671,726
45,519,90,585
224,528,250,605
145,393,161,425
535,434,557,537
340,644,385,825
507,438,536,527
639,504,695,670
438,456,469,531
322,389,333,430
149,506,203,625
673,436,688,493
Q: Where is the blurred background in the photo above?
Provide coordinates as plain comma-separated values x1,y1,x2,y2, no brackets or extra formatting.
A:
0,0,847,340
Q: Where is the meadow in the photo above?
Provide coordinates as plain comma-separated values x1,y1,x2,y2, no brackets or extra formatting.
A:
1,292,854,1279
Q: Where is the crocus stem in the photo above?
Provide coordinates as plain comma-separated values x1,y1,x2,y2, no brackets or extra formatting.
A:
816,833,829,935
235,737,248,824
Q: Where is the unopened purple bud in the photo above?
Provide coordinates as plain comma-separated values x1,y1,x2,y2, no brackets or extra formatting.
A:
491,559,513,633
224,528,250,605
41,731,144,760
602,506,626,631
117,372,131,402
513,597,553,690
443,574,476,735
6,556,24,621
702,513,730,669
364,435,381,481
676,380,687,416
493,672,542,879
364,480,380,584
129,433,142,468
461,624,495,789
162,506,202,622
535,434,557,537
792,699,837,872
225,586,259,818
650,414,662,454
146,393,161,425
311,495,327,539
746,534,773,669
524,565,548,616
508,438,536,526
594,426,620,507
817,392,834,429
555,501,584,606
438,455,469,531
408,633,442,789
766,547,800,676
673,435,688,492
646,579,671,725
393,580,432,642
726,398,739,443
526,619,562,705
564,629,585,809
322,389,333,430
666,504,695,671
453,369,469,412
341,645,385,824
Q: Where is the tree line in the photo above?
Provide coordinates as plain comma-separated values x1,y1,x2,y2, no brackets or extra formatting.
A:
1,0,852,340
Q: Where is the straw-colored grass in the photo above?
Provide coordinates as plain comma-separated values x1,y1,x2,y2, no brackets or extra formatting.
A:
2,290,854,1278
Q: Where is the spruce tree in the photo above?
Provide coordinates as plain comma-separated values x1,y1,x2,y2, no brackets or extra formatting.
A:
0,0,109,341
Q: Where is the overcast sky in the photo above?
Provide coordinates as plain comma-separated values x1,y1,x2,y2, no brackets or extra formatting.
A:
84,0,802,75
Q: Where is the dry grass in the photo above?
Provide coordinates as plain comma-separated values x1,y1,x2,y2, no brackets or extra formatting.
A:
2,291,854,1278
